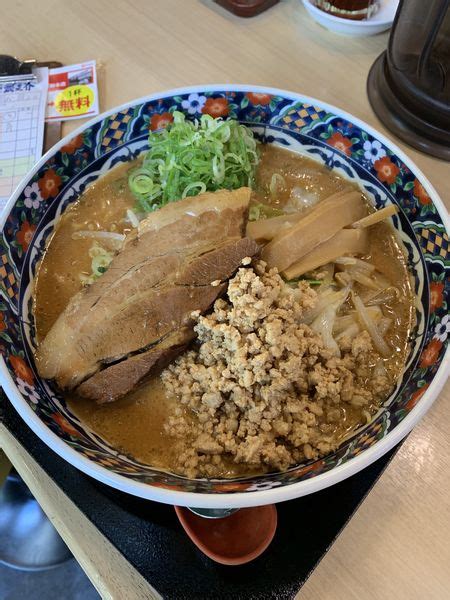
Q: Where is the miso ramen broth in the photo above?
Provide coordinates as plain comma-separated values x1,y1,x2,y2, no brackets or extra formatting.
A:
34,145,415,478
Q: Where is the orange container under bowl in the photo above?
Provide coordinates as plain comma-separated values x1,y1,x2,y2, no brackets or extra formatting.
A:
174,505,278,565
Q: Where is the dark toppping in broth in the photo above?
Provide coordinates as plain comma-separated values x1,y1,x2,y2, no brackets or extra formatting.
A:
34,146,415,478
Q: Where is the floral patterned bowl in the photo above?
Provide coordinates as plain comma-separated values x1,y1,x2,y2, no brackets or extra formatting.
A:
0,86,449,508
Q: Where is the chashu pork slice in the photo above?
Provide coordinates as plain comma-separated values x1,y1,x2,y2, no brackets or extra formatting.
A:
75,236,260,402
77,328,196,404
35,187,259,396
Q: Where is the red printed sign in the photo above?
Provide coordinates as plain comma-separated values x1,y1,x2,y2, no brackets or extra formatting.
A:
46,61,98,122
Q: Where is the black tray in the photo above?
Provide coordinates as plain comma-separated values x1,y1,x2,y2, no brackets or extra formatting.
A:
0,393,398,599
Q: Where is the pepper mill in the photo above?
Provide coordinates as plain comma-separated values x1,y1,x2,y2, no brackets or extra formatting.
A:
367,0,450,160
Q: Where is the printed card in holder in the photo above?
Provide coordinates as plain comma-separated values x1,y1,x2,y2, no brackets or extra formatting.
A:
0,67,48,212
46,60,99,122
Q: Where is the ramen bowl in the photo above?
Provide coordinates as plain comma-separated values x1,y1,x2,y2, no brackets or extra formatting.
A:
0,86,448,508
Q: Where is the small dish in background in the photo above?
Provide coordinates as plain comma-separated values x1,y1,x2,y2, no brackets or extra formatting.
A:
301,0,399,36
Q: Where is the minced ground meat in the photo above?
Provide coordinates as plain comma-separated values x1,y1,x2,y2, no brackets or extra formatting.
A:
161,260,393,478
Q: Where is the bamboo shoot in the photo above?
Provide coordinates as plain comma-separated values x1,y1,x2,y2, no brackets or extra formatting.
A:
351,204,398,229
262,191,366,272
246,212,303,241
283,229,369,279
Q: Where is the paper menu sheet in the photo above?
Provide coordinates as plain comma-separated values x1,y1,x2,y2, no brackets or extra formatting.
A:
0,67,48,212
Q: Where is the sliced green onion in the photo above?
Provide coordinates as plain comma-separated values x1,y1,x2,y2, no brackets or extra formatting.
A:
248,203,285,221
129,111,259,212
80,243,115,285
182,182,207,199
285,277,322,288
128,169,154,195
269,173,286,199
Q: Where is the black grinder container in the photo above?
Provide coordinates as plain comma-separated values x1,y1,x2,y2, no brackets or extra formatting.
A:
368,0,450,160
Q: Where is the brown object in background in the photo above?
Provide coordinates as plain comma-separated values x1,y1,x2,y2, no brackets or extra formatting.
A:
215,0,279,17
367,0,450,160
314,0,378,20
